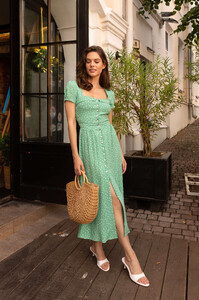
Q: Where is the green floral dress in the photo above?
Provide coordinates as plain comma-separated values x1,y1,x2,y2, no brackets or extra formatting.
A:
65,80,130,243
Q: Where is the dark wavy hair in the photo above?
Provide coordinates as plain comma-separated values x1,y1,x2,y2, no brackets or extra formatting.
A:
76,45,110,90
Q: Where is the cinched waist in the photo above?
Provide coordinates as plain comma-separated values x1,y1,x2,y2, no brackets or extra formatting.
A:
80,119,110,128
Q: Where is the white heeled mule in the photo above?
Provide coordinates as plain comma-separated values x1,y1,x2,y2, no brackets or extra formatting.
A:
90,247,110,272
122,257,149,287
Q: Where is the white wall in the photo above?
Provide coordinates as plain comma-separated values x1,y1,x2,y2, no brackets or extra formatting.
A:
88,0,199,153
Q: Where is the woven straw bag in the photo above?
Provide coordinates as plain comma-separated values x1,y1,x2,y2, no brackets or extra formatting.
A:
66,171,99,224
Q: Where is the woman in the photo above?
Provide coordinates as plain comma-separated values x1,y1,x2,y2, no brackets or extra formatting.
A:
64,45,149,287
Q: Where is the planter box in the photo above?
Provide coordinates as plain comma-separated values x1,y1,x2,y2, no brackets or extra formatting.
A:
123,151,172,203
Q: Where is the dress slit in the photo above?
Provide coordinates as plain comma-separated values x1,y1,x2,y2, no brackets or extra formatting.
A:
108,175,129,238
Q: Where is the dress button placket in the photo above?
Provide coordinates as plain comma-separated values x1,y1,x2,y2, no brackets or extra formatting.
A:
96,100,108,174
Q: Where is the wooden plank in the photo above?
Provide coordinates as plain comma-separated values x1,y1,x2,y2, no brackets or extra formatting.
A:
161,238,188,300
58,239,117,300
0,219,66,279
187,241,199,300
0,219,78,299
7,227,80,300
82,240,128,300
109,232,154,300
135,235,171,300
32,239,91,300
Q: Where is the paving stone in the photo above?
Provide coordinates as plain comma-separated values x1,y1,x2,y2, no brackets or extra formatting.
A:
172,234,184,239
186,220,195,225
158,216,173,223
171,223,188,230
194,232,199,238
127,208,134,213
151,212,162,216
152,226,163,232
181,214,197,220
147,215,158,220
143,224,152,231
131,222,144,229
184,236,197,242
174,219,187,224
170,204,180,209
126,212,137,217
165,208,177,213
162,212,170,217
144,210,152,215
136,213,147,219
164,228,182,235
132,218,147,224
182,230,194,237
159,221,171,228
188,225,197,231
154,232,171,237
147,220,159,226
177,209,192,215
191,207,199,212
171,213,181,218
182,198,194,203
192,211,199,216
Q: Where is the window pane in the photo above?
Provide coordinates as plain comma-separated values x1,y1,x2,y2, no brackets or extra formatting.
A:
50,95,63,142
50,44,64,94
24,95,47,141
63,44,76,143
23,46,47,93
51,0,76,41
23,0,48,45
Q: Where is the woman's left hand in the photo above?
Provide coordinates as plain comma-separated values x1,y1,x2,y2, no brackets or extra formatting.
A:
122,155,127,174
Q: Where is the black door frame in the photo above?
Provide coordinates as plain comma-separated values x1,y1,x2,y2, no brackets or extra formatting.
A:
10,0,89,202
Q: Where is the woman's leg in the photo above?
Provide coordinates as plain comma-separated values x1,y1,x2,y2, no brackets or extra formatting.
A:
90,241,110,271
110,183,149,285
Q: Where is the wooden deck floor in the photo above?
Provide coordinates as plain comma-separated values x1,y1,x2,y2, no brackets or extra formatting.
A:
0,218,199,300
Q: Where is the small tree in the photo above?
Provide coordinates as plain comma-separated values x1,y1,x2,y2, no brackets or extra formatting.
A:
108,49,183,157
185,43,199,84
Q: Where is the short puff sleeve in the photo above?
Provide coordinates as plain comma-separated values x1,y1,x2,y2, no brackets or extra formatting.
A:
109,90,115,109
64,81,78,104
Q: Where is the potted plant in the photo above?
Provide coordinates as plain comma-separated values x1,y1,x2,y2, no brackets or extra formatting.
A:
108,49,183,206
0,133,11,189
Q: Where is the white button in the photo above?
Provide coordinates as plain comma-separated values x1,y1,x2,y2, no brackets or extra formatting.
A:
103,153,105,155
106,170,108,173
104,159,106,161
100,136,103,138
96,109,99,112
101,142,104,144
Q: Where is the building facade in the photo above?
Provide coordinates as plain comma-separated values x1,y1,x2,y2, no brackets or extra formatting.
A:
0,0,198,203
89,0,198,154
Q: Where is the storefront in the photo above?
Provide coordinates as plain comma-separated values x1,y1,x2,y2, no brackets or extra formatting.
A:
10,0,88,203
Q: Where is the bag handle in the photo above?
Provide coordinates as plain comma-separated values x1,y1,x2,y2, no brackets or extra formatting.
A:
75,171,88,190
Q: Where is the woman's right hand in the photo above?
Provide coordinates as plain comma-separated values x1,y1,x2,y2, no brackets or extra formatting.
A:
73,156,85,175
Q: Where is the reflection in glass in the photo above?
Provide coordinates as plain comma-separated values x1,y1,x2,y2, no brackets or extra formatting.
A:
51,0,76,41
23,0,48,45
24,95,47,140
63,44,76,143
24,46,47,93
50,95,64,142
50,44,65,94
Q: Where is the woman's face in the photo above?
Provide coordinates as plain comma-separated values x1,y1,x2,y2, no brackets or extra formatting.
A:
85,51,106,79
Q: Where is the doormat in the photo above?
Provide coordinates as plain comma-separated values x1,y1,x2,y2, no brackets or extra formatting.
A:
184,173,199,196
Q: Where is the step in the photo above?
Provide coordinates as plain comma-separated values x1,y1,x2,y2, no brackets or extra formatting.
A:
0,199,64,241
0,204,68,262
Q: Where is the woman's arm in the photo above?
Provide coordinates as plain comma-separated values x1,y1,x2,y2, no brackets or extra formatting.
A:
108,110,127,174
65,101,85,175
